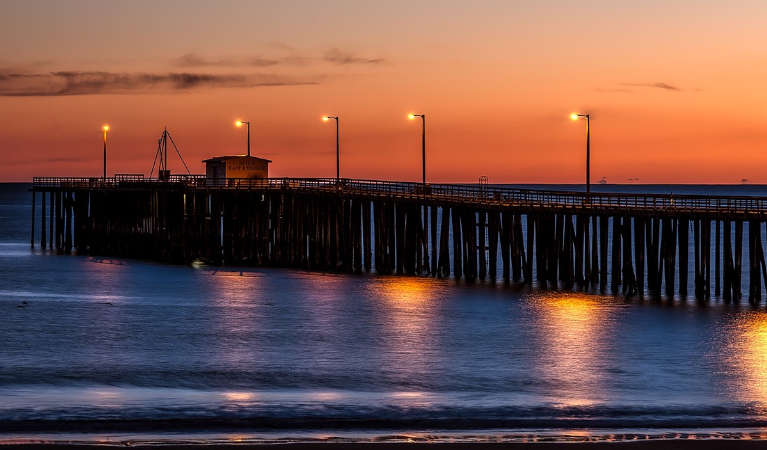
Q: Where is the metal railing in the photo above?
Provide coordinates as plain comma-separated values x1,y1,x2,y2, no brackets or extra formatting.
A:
31,176,767,216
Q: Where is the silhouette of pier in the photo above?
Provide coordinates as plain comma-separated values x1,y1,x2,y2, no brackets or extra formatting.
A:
30,176,767,303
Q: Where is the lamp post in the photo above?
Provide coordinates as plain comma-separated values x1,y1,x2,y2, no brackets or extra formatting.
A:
570,112,591,193
235,119,251,156
322,115,340,180
408,113,426,184
102,124,110,180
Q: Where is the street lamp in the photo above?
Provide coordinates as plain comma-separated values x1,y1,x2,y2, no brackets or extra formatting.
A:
235,119,251,156
570,112,591,193
322,115,340,180
408,113,426,184
102,124,110,180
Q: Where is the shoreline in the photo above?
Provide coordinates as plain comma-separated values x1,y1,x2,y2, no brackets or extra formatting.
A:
7,430,767,448
8,442,767,449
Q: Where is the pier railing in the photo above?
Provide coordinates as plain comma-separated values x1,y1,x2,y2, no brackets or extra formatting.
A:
31,176,767,216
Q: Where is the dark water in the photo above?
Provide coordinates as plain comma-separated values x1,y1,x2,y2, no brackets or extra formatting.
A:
5,183,767,443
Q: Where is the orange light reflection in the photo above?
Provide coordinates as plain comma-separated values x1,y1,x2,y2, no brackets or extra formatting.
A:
222,391,256,402
375,277,440,382
533,294,613,407
724,312,767,406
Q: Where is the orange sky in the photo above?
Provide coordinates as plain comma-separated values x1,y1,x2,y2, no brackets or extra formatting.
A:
2,1,767,183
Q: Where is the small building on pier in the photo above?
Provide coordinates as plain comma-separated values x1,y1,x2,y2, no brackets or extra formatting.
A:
203,155,271,180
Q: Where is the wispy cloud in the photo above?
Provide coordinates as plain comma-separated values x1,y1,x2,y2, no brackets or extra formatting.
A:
323,48,385,65
173,48,385,68
595,88,633,93
621,82,682,91
0,71,318,96
173,53,283,68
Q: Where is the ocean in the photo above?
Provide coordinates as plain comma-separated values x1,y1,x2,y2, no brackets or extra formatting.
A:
4,182,767,444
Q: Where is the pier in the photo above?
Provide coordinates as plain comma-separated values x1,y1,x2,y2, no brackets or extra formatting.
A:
30,176,767,303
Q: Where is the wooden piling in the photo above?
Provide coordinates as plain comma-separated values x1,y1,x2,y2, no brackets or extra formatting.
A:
648,217,661,297
525,214,535,284
735,219,743,301
55,190,62,252
65,191,72,253
30,191,36,248
430,205,438,276
452,207,462,280
478,210,487,281
611,216,622,293
48,191,54,250
40,190,47,249
513,214,524,282
464,209,477,283
749,220,761,304
500,211,511,284
635,217,645,296
703,219,711,298
438,206,451,278
591,215,599,285
488,210,499,283
723,219,733,302
599,215,608,292
678,217,688,298
363,200,372,273
715,220,721,297
622,216,635,296
575,214,584,287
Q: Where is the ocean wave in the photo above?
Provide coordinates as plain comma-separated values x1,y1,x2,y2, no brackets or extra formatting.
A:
1,397,767,433
0,290,130,301
8,429,767,445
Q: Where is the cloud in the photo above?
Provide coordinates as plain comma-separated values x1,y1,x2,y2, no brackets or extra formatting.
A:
173,53,282,68
595,88,633,93
323,48,385,65
0,60,52,76
174,48,384,68
0,71,318,96
620,82,682,91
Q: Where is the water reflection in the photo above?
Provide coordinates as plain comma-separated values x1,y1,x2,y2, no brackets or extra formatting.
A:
377,277,438,346
206,270,265,367
378,277,437,305
374,277,442,386
723,312,767,407
222,391,256,402
532,294,614,406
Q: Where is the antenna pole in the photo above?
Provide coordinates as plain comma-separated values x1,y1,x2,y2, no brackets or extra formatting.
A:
163,128,168,172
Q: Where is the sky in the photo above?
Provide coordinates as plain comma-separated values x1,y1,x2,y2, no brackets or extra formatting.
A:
1,0,766,183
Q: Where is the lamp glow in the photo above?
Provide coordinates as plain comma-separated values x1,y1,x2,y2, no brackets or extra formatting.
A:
234,119,250,156
321,115,339,180
408,113,416,120
102,124,110,132
569,111,591,193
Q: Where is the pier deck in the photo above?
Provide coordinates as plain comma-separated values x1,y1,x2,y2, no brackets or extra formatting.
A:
29,177,767,303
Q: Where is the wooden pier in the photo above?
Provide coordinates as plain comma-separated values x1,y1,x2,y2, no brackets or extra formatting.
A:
29,176,767,303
